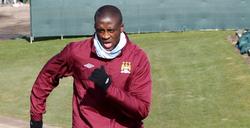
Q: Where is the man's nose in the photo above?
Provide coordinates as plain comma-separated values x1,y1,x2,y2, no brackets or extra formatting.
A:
102,31,110,40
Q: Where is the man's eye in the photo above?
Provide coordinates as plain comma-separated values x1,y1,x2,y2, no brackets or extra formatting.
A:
96,29,104,33
107,29,115,33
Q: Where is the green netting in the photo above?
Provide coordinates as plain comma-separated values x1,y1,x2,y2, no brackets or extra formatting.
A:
30,0,250,38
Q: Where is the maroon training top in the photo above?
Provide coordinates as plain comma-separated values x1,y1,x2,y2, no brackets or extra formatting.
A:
30,35,152,128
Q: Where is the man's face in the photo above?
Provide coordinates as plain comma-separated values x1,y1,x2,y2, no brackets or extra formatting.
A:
95,16,124,51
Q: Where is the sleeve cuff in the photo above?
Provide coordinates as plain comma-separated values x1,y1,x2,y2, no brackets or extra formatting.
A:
31,113,43,121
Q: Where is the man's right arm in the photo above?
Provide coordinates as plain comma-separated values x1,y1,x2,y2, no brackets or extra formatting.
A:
30,43,73,127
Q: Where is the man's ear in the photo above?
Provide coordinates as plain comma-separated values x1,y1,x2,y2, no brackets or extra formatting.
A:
120,23,124,32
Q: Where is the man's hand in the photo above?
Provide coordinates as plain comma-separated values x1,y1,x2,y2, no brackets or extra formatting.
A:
89,65,111,90
30,120,43,128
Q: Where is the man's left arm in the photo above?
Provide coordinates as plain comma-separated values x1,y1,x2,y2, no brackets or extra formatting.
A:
106,53,152,120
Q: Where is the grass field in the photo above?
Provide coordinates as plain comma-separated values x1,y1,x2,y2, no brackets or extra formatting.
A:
1,31,250,128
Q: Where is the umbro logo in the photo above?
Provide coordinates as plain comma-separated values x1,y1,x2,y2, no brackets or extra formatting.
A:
83,63,95,69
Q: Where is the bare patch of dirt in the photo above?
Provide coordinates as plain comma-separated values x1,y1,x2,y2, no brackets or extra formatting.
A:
0,4,30,39
0,116,61,128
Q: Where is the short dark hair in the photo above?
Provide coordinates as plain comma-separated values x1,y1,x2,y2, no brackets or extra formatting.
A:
94,5,123,24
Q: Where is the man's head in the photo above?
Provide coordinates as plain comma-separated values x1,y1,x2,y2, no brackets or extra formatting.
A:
94,5,124,51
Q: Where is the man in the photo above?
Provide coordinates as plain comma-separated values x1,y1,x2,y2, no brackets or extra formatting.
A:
30,5,152,128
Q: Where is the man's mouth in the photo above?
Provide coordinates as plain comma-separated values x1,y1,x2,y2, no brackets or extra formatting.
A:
103,42,113,50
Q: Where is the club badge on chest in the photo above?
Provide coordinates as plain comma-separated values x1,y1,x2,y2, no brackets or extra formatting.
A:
121,61,131,74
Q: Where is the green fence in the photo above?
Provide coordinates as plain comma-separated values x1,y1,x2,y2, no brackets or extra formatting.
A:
30,0,250,41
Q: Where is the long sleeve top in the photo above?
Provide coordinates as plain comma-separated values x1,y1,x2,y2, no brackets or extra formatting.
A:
30,35,152,128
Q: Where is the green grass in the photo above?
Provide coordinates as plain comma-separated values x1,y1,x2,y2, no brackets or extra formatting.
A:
1,31,250,128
